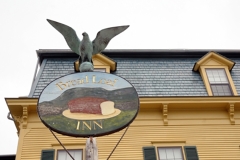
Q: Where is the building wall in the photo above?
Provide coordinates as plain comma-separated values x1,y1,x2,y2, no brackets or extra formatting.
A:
16,103,240,160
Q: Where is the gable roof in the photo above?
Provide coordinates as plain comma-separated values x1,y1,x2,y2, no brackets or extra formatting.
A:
193,51,235,71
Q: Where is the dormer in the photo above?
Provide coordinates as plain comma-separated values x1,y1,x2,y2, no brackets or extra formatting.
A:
92,53,116,73
74,53,116,73
193,51,237,96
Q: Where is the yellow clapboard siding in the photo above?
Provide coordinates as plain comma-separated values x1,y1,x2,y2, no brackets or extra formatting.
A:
10,97,240,160
18,124,240,160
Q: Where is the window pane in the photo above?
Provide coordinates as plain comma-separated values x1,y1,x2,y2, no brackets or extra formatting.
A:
206,68,228,83
206,69,232,96
158,147,183,160
208,78,215,83
58,150,82,160
218,70,225,75
211,84,232,96
58,151,66,160
214,78,221,83
72,150,82,160
220,77,227,82
159,148,167,159
67,151,75,160
166,149,174,159
173,148,182,158
206,69,212,75
94,68,106,72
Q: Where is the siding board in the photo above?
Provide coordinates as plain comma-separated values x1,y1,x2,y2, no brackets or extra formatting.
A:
20,123,240,160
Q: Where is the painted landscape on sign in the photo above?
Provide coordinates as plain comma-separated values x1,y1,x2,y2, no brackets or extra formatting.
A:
37,72,139,137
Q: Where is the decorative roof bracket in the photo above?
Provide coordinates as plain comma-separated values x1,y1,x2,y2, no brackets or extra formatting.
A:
228,103,235,125
163,103,168,125
12,105,28,129
22,105,28,129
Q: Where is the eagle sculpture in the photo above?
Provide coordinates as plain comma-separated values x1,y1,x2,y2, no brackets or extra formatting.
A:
47,19,129,72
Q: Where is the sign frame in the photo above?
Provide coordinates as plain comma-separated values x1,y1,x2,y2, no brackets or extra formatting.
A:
37,72,139,137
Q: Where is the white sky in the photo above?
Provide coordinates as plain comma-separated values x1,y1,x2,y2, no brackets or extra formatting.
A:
1,0,240,155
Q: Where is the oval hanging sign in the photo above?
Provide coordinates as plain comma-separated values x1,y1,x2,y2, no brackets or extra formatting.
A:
37,72,139,137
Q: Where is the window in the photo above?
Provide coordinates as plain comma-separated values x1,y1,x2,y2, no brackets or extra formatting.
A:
94,68,106,72
192,51,237,96
205,69,232,96
142,146,199,160
57,149,82,160
74,53,116,73
158,147,183,160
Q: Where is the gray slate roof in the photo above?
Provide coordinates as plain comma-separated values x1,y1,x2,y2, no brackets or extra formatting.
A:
29,50,240,97
112,58,207,96
230,59,240,94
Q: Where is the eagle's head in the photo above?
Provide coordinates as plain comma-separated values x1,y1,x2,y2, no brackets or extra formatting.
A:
82,32,88,37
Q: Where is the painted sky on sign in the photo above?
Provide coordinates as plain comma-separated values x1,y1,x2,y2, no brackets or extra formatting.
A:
39,72,132,103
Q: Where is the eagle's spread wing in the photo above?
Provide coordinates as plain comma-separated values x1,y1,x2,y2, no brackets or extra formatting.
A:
92,25,129,55
47,19,81,55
